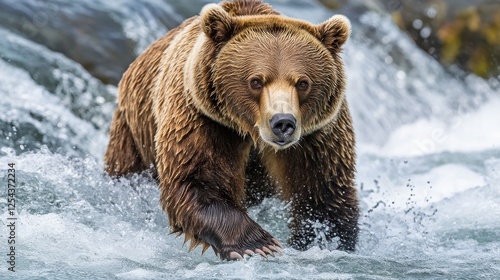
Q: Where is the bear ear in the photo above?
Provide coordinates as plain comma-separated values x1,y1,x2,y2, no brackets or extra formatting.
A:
200,4,238,43
316,15,351,52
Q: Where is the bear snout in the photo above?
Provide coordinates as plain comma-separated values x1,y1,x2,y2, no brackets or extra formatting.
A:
270,113,296,145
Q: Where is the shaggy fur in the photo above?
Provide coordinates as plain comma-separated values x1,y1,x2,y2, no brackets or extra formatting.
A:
105,0,358,260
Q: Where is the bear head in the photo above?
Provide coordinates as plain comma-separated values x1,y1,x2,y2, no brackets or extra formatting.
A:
187,3,351,150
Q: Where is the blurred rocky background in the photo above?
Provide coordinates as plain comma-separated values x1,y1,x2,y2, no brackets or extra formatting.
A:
1,0,498,85
320,0,500,79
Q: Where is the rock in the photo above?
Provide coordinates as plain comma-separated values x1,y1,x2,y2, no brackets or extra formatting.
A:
0,0,183,85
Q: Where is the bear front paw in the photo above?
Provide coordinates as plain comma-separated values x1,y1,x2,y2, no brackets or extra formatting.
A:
194,206,283,260
215,222,283,261
171,200,284,260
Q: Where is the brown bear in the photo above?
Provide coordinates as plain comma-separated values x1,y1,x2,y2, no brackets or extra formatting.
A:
104,0,359,260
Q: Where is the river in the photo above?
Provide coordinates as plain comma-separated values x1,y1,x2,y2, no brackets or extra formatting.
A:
0,0,499,279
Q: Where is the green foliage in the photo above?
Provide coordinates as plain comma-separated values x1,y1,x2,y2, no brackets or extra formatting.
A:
393,3,500,78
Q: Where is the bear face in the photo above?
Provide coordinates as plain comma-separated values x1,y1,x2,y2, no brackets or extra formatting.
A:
199,4,351,150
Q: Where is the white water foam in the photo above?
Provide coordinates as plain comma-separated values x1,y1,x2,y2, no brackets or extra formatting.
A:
367,97,500,157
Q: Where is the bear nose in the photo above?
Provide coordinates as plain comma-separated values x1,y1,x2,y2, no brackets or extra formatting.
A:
270,114,296,139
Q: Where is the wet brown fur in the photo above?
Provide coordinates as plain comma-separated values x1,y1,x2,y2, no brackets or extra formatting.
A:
104,0,359,259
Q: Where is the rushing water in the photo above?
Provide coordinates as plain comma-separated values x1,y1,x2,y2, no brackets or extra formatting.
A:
1,1,499,279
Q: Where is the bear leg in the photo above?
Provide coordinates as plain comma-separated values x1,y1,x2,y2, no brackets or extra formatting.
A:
244,148,276,207
157,119,282,260
262,130,359,251
104,109,147,176
287,187,359,251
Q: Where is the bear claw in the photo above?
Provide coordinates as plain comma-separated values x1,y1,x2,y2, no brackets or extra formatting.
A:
244,249,255,256
269,245,282,256
229,252,244,260
235,243,283,260
272,238,284,249
254,248,268,259
262,246,274,257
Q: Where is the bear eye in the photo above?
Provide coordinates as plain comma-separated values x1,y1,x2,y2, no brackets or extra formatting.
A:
249,78,264,90
296,79,310,91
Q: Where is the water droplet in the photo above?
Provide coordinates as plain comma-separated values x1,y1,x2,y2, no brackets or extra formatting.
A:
96,96,105,104
412,19,423,29
427,6,438,18
397,70,406,80
420,26,431,38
